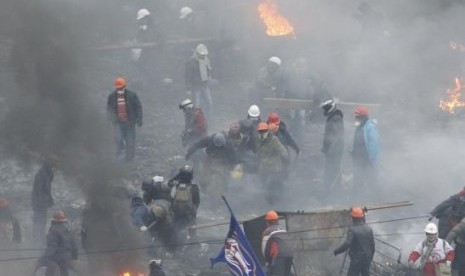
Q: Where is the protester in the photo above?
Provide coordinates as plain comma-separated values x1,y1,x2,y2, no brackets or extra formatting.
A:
334,207,374,276
409,222,455,276
430,187,465,239
351,106,379,190
261,210,293,276
0,198,21,243
38,210,78,276
32,155,59,245
321,99,344,193
185,44,213,121
107,77,143,161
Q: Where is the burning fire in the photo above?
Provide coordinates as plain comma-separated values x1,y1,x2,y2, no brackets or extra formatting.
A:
122,272,144,276
450,41,465,52
257,0,295,37
439,77,465,114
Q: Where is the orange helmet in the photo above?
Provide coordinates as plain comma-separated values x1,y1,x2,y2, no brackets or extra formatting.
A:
114,77,127,89
267,112,281,125
354,106,368,117
0,198,9,208
52,210,66,221
350,207,365,218
265,210,279,221
257,122,269,131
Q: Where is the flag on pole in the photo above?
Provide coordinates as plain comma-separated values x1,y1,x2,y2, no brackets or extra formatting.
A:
210,196,267,276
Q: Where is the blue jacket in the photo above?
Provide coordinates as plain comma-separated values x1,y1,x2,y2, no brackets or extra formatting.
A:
130,198,153,228
362,119,379,165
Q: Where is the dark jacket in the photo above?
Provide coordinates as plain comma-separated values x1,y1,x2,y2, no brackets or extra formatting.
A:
274,121,300,154
0,208,21,242
107,89,143,125
43,221,78,263
185,57,211,91
130,197,154,228
334,220,375,262
322,109,344,156
431,194,465,221
142,181,172,204
186,135,237,166
31,164,54,209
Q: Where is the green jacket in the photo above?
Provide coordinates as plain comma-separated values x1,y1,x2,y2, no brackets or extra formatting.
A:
257,134,289,173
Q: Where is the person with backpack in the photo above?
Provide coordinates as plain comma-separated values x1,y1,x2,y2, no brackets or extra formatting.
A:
262,210,294,276
408,222,455,276
168,165,200,237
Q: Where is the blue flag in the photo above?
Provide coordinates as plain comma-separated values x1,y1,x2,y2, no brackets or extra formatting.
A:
210,198,266,276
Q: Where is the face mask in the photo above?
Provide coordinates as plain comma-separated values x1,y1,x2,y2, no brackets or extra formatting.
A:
259,132,269,141
426,233,437,243
354,121,361,127
140,25,148,31
117,89,124,95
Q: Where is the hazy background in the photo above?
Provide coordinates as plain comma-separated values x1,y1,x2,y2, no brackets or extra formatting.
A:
1,0,465,273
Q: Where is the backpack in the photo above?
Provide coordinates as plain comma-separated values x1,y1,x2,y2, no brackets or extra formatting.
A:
172,183,194,215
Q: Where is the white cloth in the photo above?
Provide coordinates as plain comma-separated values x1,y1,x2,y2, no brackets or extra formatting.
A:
196,54,211,81
413,238,453,263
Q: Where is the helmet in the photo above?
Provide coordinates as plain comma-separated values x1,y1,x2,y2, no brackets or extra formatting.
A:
213,133,226,147
321,99,336,114
150,205,167,219
0,198,9,208
114,77,127,89
267,112,281,125
153,175,164,183
52,210,66,221
137,8,151,20
257,122,269,131
269,56,282,66
179,98,193,110
178,165,193,182
179,6,193,19
248,105,260,118
195,44,208,56
350,207,365,218
355,106,369,117
265,210,279,221
425,222,438,234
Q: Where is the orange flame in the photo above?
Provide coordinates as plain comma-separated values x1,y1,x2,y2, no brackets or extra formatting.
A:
439,77,465,113
257,0,295,37
122,272,145,276
449,41,465,52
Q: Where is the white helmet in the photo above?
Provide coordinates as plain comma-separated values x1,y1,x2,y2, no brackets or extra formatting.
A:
425,223,438,234
137,9,151,20
195,44,208,56
248,105,260,118
321,99,336,114
179,6,193,19
268,56,282,66
179,98,193,109
153,175,164,183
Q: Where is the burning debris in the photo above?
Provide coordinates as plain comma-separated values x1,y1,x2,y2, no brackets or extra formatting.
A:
439,77,465,114
257,0,295,37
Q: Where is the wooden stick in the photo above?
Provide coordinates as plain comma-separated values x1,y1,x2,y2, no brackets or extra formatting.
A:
95,37,225,51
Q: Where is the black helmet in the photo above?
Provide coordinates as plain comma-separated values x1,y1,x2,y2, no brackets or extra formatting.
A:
178,165,193,182
141,178,154,192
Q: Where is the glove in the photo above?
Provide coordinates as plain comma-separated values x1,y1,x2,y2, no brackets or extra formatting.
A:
137,121,143,127
408,260,414,269
447,260,451,268
333,250,338,256
428,215,434,221
140,226,148,232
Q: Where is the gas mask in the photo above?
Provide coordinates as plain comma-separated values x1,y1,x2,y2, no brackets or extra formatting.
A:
259,131,269,141
354,121,361,127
